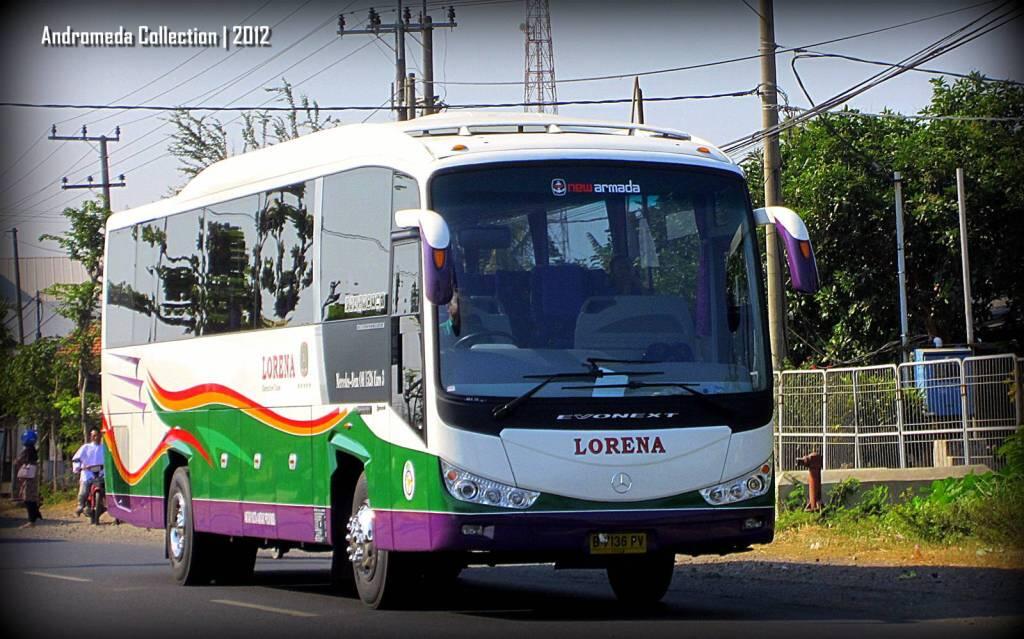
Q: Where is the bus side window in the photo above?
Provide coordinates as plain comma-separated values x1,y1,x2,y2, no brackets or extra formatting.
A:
390,241,424,434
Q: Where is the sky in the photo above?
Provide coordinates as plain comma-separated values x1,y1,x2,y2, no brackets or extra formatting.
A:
0,0,1021,259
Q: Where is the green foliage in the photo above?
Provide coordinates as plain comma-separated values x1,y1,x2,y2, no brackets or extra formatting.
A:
168,80,330,186
36,199,108,445
745,75,1024,365
995,428,1024,476
782,478,807,512
776,467,1023,547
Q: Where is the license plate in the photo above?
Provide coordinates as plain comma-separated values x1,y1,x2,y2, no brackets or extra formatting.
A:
589,532,647,554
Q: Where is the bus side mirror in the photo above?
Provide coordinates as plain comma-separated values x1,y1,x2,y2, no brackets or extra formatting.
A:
753,206,820,294
394,208,454,305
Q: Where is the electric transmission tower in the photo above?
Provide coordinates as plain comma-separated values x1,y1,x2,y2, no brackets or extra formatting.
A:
522,0,557,113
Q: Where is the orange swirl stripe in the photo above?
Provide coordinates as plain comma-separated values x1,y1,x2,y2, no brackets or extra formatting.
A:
102,416,213,486
148,375,347,436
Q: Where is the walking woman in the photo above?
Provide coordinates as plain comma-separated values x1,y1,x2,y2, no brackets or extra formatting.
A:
15,430,42,528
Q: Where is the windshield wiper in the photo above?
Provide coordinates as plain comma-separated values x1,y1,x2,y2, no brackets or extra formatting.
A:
561,380,739,419
584,356,653,372
492,369,661,420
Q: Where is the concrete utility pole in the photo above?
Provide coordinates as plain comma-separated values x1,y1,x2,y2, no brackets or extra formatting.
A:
630,77,645,124
11,227,25,344
956,168,975,346
759,0,786,370
35,289,42,341
49,125,126,210
338,2,456,120
894,172,910,360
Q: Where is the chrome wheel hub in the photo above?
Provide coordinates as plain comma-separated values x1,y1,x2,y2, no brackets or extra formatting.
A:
345,503,376,574
169,493,186,561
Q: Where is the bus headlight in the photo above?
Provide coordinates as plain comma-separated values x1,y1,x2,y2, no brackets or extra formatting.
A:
441,461,539,510
699,460,773,506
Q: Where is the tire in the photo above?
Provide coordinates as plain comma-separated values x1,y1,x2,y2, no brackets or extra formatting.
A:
606,552,675,605
166,467,214,585
89,489,100,525
348,472,408,608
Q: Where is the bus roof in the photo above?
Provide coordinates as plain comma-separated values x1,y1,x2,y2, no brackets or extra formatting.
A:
107,111,736,231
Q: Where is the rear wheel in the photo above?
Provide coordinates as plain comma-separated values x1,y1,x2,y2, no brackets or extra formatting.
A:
89,488,101,525
167,467,214,585
347,473,408,608
606,552,675,605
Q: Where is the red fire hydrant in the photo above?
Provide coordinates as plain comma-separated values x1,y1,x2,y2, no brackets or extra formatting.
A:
796,452,823,512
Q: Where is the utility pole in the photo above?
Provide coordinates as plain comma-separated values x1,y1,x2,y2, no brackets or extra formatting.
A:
894,172,910,361
956,168,975,346
523,0,558,113
11,227,24,344
759,0,786,371
49,125,126,210
35,289,42,341
338,2,456,120
630,77,645,124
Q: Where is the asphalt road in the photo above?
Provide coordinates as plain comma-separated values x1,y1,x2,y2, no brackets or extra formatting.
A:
0,537,1020,639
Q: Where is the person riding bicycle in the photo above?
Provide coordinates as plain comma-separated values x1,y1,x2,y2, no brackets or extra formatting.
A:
72,428,105,517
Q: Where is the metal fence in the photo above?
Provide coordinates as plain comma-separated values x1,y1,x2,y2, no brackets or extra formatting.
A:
776,354,1022,472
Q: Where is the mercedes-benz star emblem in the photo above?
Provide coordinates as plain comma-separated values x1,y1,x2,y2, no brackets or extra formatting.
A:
611,472,632,494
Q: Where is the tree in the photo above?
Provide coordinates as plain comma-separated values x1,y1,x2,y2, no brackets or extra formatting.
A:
40,198,108,442
744,75,1024,366
167,80,330,185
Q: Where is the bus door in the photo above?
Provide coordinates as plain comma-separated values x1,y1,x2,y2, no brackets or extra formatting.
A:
388,239,428,548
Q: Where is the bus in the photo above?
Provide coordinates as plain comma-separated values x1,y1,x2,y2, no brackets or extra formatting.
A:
101,111,819,607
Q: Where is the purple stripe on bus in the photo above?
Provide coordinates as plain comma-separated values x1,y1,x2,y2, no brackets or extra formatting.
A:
192,500,331,545
114,394,148,411
111,373,145,388
106,493,163,529
373,507,774,553
107,494,333,545
111,353,141,365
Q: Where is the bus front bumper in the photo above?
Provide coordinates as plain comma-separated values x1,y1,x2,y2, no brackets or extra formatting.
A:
374,506,774,556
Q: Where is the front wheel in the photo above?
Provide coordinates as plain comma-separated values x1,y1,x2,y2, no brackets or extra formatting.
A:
606,552,675,605
347,473,408,608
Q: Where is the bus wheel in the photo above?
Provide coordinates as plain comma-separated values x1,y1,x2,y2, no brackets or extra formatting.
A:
167,467,212,585
606,552,675,605
347,473,407,608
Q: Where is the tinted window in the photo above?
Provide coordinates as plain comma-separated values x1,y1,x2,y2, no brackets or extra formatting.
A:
391,241,424,432
132,224,157,344
205,196,259,334
154,209,203,341
320,168,393,321
257,183,315,327
105,226,136,347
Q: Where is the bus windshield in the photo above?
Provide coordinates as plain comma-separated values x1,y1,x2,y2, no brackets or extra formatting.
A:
430,162,768,405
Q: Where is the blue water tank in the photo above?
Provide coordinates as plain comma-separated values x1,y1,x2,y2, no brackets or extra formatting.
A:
912,348,972,418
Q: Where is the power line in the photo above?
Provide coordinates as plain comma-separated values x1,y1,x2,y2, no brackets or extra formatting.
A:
792,48,1024,86
780,105,1024,123
434,0,1002,86
0,88,759,113
722,2,1023,156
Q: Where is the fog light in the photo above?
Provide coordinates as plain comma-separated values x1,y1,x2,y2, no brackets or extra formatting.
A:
462,524,485,536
